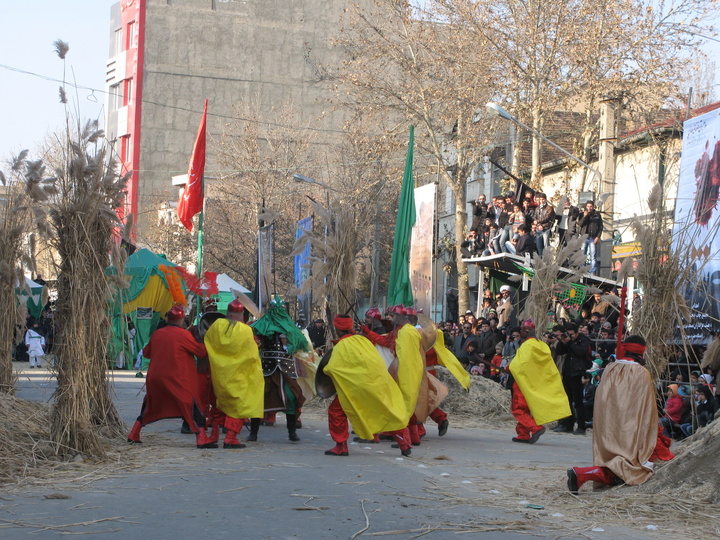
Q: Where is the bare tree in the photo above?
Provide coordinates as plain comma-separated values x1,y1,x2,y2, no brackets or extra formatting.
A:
337,0,497,314
446,0,718,185
209,100,316,297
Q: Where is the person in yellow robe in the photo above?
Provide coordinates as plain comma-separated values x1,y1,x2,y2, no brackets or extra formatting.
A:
322,315,408,457
204,300,264,449
508,319,570,443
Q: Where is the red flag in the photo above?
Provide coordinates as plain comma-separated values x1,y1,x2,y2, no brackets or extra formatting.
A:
178,99,208,231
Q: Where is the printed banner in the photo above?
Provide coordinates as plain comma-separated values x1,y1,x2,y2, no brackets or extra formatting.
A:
257,224,274,313
295,217,313,324
673,109,720,343
410,183,436,316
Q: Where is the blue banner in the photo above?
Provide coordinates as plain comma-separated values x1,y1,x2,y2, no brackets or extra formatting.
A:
295,217,313,323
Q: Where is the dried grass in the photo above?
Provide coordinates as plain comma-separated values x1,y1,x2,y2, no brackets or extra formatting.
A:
620,184,720,379
0,153,55,395
435,367,513,423
47,120,129,456
515,235,588,329
294,197,362,319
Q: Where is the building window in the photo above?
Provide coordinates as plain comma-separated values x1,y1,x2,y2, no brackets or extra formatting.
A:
123,78,133,106
126,21,136,50
120,135,132,164
113,28,122,56
109,83,121,112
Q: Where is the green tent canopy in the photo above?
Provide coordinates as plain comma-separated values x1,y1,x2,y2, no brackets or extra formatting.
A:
107,248,183,369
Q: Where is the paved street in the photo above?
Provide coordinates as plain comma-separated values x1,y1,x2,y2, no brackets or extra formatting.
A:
1,364,657,539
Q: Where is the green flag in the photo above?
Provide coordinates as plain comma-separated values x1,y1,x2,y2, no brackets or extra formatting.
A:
387,125,416,307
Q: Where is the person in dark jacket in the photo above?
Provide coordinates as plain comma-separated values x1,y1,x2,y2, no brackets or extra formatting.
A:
532,192,556,256
581,373,596,423
513,224,537,257
475,320,500,361
470,194,490,232
557,198,580,246
554,323,593,434
578,200,603,274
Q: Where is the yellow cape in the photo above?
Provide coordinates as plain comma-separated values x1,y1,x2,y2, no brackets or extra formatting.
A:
395,324,425,419
509,338,570,425
204,319,265,419
324,335,408,439
433,330,471,390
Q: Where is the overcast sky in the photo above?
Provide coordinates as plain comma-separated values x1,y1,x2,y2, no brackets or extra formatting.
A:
0,0,718,168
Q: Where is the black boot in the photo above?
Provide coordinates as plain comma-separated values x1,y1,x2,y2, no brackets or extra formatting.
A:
287,414,300,442
247,418,261,442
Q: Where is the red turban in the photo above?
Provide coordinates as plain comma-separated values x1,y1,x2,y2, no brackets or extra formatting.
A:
333,315,354,333
167,305,185,322
623,343,646,355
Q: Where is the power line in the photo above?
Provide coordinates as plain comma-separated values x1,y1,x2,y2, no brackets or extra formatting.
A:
1,62,348,136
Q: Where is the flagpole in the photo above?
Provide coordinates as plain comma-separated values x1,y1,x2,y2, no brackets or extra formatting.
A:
196,178,204,321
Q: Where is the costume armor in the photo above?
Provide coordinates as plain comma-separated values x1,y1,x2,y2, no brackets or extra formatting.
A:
261,338,298,379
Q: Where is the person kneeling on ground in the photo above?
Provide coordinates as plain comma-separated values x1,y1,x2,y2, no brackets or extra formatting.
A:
567,335,674,492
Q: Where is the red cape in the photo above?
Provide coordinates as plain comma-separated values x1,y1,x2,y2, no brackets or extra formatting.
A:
141,325,207,426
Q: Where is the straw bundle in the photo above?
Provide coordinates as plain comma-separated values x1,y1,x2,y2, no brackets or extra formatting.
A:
516,235,588,330
47,120,129,456
0,152,55,394
293,197,361,318
618,184,719,379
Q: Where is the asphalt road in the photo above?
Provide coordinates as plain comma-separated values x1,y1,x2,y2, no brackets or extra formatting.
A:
1,364,658,539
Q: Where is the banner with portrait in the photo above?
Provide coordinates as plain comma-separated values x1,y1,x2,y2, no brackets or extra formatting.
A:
673,109,720,343
410,183,436,316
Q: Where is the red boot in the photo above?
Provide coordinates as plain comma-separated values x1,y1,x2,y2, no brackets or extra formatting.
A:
223,417,245,449
324,442,349,456
408,422,422,446
207,421,220,444
127,420,142,444
567,466,616,493
393,429,412,457
196,428,219,449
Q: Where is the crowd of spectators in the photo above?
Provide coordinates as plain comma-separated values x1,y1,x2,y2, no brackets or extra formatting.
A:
441,287,719,437
461,191,604,274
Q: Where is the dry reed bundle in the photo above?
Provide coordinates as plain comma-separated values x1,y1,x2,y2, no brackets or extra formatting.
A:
292,197,362,319
516,235,589,329
617,184,720,379
46,119,129,456
0,153,56,394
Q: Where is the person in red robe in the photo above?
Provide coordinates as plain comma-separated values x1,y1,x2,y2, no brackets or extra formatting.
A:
127,305,216,448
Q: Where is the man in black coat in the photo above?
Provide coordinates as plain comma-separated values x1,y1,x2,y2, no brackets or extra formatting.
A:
578,200,603,274
475,320,500,361
554,323,593,434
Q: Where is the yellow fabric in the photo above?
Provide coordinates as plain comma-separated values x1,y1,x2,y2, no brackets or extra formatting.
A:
122,274,174,315
294,329,320,403
204,319,265,419
509,338,570,425
433,330,471,390
593,360,658,485
324,335,408,439
395,324,425,419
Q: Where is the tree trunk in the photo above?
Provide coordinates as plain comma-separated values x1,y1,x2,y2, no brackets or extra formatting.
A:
531,107,543,185
445,173,470,316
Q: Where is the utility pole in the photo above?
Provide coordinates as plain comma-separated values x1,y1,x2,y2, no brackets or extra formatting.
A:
598,94,620,277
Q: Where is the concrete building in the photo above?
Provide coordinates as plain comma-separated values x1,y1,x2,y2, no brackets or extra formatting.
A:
105,0,353,237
